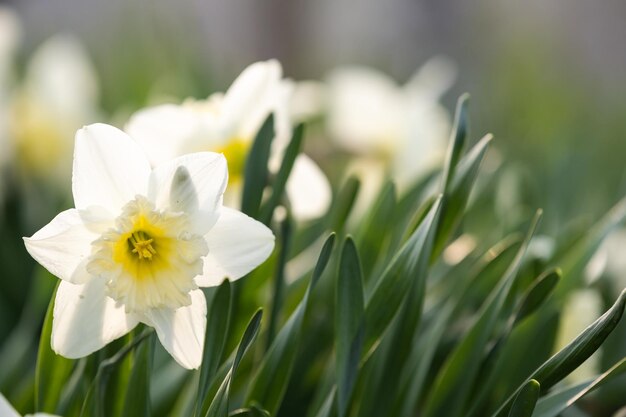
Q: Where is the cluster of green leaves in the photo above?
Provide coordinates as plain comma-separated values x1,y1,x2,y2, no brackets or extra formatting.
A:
3,96,626,417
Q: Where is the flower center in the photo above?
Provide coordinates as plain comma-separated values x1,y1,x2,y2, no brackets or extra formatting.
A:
128,231,156,260
87,196,208,313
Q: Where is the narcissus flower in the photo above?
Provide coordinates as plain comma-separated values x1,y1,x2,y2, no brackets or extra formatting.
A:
126,60,331,220
23,124,274,369
325,58,456,187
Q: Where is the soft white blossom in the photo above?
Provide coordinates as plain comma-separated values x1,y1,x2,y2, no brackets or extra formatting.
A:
24,123,274,369
126,60,332,221
325,57,456,187
10,35,100,184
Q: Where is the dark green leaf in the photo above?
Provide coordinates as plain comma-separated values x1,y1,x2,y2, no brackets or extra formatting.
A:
329,176,360,232
508,379,540,417
514,269,561,325
355,181,396,281
423,210,541,417
432,134,493,261
532,358,626,417
441,93,470,191
492,289,626,417
259,123,305,224
336,237,365,417
206,309,263,417
363,196,442,358
196,280,232,417
266,214,293,348
120,334,154,417
241,115,274,218
246,234,335,415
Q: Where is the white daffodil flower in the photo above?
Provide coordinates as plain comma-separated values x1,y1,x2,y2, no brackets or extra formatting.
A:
0,393,58,417
325,57,456,188
23,123,275,369
126,60,332,221
11,35,99,185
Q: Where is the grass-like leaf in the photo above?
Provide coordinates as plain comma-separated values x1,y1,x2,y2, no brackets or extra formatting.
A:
120,334,154,417
432,133,493,261
245,233,336,415
531,358,626,417
335,237,365,417
196,280,232,417
241,115,274,219
441,93,470,191
205,309,263,417
492,289,626,417
508,379,540,417
422,210,541,417
259,123,305,225
363,195,442,359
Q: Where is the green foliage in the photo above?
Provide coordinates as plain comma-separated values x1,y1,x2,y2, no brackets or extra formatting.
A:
4,96,626,417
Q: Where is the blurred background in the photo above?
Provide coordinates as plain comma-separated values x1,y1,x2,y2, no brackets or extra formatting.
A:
7,0,626,224
2,0,626,413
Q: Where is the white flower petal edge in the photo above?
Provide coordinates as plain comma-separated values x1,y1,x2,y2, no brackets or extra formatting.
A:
52,279,138,359
0,393,21,417
73,123,151,213
23,209,100,285
197,207,275,287
221,59,283,139
24,122,275,369
286,155,332,220
125,104,204,166
0,393,60,417
149,152,227,234
141,289,206,369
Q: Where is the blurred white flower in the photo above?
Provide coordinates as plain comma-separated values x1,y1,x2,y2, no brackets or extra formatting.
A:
10,35,100,184
23,124,274,369
0,6,21,196
0,393,58,417
325,57,456,187
126,60,332,221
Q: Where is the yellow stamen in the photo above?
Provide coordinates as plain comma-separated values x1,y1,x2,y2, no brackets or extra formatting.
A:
128,231,157,260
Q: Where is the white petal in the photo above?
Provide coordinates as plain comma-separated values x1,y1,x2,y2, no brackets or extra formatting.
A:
326,66,407,154
125,104,202,166
141,289,206,369
25,35,98,118
288,80,327,122
149,152,227,233
405,56,457,101
0,393,20,417
52,279,138,359
23,209,101,284
72,123,151,213
286,154,332,220
197,207,275,287
221,60,283,138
